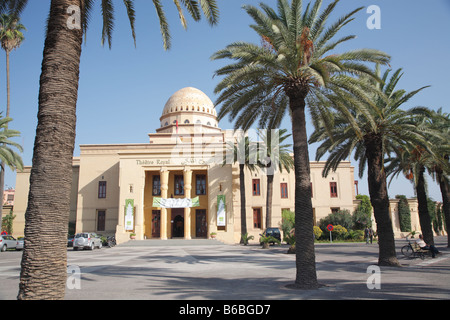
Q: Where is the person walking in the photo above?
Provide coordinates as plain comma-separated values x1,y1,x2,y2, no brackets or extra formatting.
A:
365,227,371,244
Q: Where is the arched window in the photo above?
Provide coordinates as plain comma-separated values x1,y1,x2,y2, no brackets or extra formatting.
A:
184,120,190,124
196,120,201,124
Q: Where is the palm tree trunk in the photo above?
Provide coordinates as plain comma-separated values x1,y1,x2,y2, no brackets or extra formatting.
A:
0,51,11,212
416,165,434,245
289,94,318,290
365,133,400,267
265,174,274,228
436,166,450,247
18,0,83,300
239,163,247,242
6,50,10,118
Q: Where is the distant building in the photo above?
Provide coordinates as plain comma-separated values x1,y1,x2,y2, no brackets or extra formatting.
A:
3,188,15,206
12,87,435,242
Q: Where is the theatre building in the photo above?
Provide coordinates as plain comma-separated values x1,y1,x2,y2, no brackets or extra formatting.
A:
12,87,361,244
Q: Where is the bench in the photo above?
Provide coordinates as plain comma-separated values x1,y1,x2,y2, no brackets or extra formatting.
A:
412,243,431,260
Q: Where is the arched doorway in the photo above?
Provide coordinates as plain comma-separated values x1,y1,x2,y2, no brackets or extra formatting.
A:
172,209,184,238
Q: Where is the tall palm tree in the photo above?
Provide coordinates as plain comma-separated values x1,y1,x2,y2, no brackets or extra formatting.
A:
385,107,450,246
211,0,390,289
396,108,450,247
224,133,258,242
2,0,219,300
0,13,25,118
0,114,23,171
386,140,437,246
428,109,450,247
0,13,25,213
309,66,433,266
257,128,293,228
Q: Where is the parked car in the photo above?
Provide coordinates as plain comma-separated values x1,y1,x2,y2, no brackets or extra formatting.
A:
73,232,102,250
0,235,17,252
16,238,24,251
259,227,282,245
67,235,74,247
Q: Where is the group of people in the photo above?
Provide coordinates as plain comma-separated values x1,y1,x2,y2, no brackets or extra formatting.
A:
364,227,375,244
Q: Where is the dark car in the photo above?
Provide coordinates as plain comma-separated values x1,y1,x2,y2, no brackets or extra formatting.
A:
67,235,74,247
260,227,282,244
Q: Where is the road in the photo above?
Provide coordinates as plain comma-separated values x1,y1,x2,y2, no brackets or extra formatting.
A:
1,237,449,301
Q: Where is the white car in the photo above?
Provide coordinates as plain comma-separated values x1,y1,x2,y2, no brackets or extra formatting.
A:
16,238,24,251
73,233,102,251
0,235,17,252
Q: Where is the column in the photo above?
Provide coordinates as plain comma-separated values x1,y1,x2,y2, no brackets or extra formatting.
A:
160,168,169,240
184,168,192,240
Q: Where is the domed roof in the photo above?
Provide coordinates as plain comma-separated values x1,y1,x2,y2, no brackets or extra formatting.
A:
162,87,217,117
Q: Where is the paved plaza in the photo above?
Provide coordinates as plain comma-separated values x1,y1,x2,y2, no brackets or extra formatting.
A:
0,237,449,301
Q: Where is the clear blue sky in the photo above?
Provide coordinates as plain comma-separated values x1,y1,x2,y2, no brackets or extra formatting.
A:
2,0,449,202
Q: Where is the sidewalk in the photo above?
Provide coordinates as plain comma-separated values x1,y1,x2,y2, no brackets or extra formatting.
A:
65,236,450,300
1,237,449,300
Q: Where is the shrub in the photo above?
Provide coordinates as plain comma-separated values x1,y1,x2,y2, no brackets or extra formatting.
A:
347,229,364,241
396,195,411,232
353,195,373,230
313,226,323,240
319,209,353,231
280,209,295,238
331,225,348,240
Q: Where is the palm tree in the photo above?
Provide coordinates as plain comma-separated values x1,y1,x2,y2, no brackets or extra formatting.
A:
0,13,25,215
385,107,450,246
0,114,23,171
0,13,25,118
2,0,219,300
224,133,258,242
211,0,390,289
309,66,433,266
386,139,437,246
257,128,293,228
428,109,450,247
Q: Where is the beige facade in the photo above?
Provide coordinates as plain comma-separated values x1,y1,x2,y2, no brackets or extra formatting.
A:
10,87,431,243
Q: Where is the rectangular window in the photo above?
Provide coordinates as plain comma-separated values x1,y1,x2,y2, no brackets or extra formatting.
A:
310,182,313,198
280,183,288,198
196,175,206,195
252,179,260,196
174,175,184,196
98,181,107,198
97,210,106,231
331,207,340,214
330,182,338,198
152,175,161,196
253,208,262,229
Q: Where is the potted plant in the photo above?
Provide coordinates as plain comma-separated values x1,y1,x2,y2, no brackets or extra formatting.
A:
241,233,254,245
284,233,296,254
259,234,280,249
210,232,217,239
130,233,136,240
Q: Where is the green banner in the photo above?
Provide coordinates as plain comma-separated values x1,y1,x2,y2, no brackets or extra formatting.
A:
153,197,200,208
217,195,226,227
124,199,134,231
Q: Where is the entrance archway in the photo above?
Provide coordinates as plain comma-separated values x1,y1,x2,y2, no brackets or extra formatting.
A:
172,208,184,238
